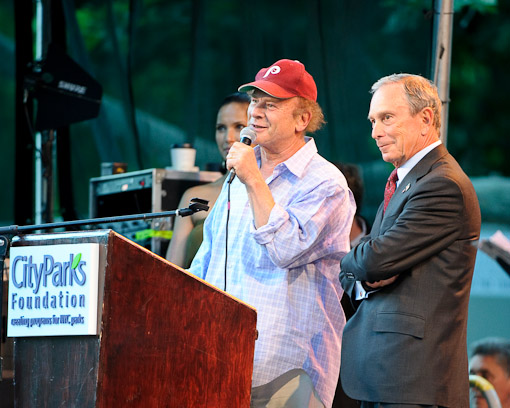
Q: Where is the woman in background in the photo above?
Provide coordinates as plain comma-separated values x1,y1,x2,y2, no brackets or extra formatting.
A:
166,92,250,268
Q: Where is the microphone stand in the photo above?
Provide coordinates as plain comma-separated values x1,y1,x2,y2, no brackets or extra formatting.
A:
0,198,209,379
0,236,7,380
0,198,209,236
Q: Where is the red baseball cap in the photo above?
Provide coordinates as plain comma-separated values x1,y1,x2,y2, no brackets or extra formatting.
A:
238,59,317,101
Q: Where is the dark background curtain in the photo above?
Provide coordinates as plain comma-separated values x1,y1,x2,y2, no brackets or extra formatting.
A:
0,0,510,377
3,0,509,224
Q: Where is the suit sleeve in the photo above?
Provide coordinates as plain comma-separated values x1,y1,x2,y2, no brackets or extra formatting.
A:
340,173,466,283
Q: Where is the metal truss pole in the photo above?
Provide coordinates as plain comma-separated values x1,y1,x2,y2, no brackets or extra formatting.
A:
430,0,454,146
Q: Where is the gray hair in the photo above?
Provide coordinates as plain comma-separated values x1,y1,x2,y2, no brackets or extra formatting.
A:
371,74,442,136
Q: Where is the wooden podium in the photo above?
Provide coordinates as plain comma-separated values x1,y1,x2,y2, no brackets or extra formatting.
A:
11,230,257,407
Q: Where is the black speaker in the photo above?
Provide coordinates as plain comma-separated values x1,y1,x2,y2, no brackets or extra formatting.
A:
24,43,103,131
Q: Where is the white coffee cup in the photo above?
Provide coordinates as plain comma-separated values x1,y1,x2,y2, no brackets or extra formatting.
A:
170,143,196,171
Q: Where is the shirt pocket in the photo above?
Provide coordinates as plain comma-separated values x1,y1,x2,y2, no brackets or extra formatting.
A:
373,311,425,339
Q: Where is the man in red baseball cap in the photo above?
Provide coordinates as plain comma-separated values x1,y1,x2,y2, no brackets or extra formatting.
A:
237,59,324,138
188,59,355,408
238,58,318,101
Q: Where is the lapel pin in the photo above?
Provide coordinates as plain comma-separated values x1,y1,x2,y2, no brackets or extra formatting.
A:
402,183,411,193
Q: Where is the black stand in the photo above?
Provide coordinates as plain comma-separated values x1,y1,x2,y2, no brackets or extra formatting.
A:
0,198,208,236
0,198,209,380
0,236,8,380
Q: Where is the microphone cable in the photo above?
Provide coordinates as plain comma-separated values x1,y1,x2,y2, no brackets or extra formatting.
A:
224,181,232,291
223,127,257,292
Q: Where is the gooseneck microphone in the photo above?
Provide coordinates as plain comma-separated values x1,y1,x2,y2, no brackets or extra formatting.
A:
227,127,257,184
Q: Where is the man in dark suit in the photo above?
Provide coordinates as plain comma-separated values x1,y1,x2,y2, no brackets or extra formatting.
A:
339,74,481,408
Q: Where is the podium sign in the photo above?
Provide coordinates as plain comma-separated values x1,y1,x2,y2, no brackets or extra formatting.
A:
11,230,256,407
7,243,100,337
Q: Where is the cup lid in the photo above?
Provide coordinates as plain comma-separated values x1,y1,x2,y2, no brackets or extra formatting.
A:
171,143,193,149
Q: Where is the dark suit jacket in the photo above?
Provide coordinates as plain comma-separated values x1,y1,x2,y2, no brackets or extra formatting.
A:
339,144,481,407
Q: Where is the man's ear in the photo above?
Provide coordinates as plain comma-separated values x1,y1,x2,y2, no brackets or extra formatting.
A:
421,107,434,135
296,110,312,133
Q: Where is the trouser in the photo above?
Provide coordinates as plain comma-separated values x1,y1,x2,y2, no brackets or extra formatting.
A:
250,369,325,408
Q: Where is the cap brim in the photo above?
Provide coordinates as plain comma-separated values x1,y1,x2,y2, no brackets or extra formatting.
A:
238,80,296,99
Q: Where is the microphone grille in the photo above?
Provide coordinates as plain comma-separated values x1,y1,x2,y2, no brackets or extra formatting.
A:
240,127,257,143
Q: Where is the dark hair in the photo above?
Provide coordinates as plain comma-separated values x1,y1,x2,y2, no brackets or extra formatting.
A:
219,92,251,110
334,162,364,216
470,337,510,376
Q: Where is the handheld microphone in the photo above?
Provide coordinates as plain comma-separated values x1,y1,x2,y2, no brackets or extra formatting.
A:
227,127,257,184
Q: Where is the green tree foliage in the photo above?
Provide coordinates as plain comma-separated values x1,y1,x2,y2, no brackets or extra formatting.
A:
379,0,508,176
449,2,510,176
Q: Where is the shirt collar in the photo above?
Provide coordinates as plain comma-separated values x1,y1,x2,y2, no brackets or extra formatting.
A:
255,136,317,179
396,140,442,186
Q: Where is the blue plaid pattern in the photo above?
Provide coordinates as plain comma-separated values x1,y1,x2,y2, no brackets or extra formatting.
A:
188,138,355,408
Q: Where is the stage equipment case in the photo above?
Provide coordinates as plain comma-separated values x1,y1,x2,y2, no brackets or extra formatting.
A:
89,168,221,256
